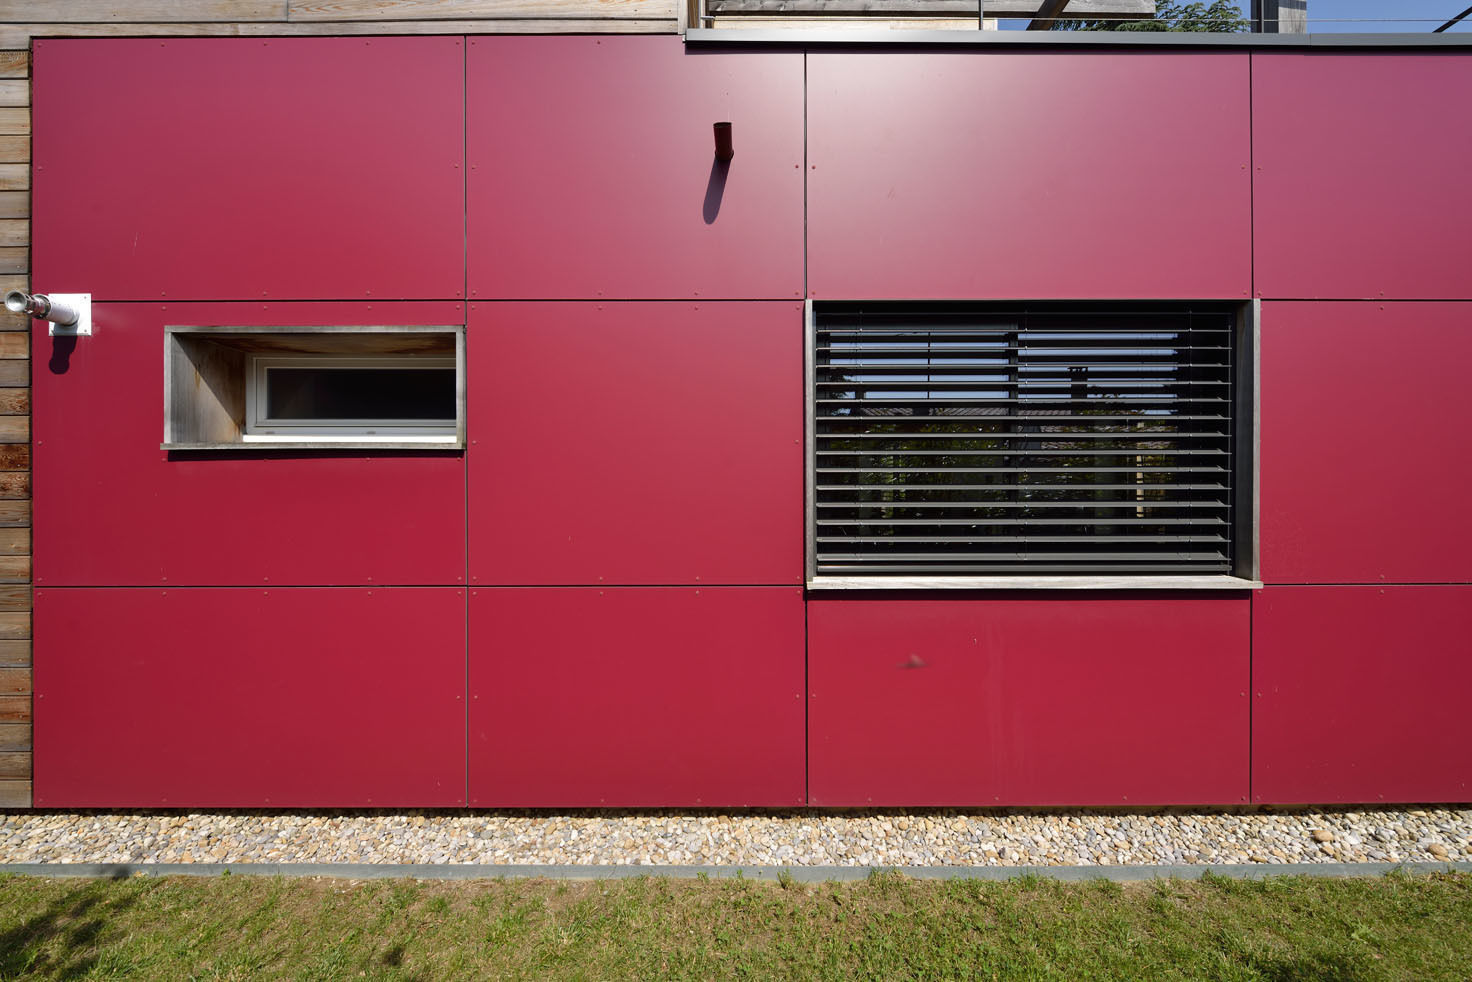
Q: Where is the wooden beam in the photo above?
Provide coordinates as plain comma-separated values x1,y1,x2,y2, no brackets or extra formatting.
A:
0,1,288,22
0,20,676,46
289,0,662,20
1026,0,1069,29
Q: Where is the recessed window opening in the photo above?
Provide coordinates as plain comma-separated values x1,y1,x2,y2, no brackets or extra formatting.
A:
163,325,465,451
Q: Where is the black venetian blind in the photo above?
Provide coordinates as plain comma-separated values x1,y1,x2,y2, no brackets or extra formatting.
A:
812,303,1238,575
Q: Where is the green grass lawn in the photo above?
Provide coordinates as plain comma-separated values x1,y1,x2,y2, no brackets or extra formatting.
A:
0,869,1466,980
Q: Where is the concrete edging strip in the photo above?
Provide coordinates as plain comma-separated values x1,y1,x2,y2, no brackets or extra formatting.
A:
0,862,1467,882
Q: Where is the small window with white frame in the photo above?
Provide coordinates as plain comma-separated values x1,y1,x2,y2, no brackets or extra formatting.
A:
163,325,465,451
245,354,458,443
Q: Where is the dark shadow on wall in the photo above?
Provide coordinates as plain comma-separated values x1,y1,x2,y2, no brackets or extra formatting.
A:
48,335,77,375
702,157,730,225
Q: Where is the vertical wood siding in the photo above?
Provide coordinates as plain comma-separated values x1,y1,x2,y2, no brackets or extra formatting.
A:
0,0,678,811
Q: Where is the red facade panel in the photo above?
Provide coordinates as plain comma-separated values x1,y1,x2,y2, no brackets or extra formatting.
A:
1252,585,1472,804
808,596,1250,807
33,303,466,587
466,37,804,301
30,37,464,302
1253,54,1472,301
34,588,467,808
467,302,802,586
806,52,1251,300
1259,302,1472,584
469,587,805,807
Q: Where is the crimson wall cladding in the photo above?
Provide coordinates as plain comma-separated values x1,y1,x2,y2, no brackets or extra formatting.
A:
1257,302,1472,584
1252,586,1472,804
467,302,802,586
466,36,803,301
806,51,1251,300
469,587,805,807
33,303,467,586
29,37,464,302
1253,54,1472,301
34,588,467,808
808,596,1250,807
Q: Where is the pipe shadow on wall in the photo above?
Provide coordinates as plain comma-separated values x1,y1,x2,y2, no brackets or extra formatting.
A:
48,335,77,375
702,157,730,225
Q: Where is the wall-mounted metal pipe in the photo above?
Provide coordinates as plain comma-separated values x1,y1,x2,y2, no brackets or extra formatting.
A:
5,290,80,327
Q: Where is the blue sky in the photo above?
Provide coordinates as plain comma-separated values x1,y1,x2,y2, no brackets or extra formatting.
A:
1000,1,1472,31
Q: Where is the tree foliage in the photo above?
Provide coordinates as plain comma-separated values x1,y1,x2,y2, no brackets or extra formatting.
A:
1052,0,1250,32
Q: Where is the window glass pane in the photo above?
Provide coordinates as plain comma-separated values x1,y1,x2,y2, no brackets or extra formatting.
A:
266,367,456,421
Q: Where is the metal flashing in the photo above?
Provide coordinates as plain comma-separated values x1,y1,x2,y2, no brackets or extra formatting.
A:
686,28,1472,48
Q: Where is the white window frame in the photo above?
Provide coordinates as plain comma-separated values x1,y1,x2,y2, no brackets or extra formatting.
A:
243,354,459,444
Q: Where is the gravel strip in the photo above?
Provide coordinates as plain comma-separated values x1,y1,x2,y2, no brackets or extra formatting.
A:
1,808,1468,867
